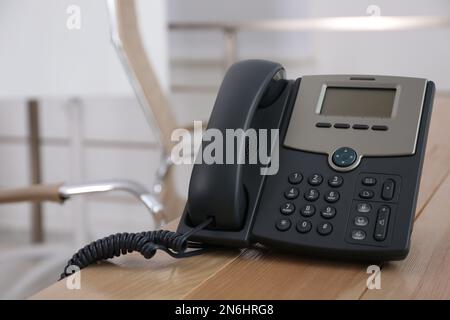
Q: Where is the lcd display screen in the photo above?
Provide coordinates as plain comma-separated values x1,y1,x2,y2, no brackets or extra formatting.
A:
320,87,396,118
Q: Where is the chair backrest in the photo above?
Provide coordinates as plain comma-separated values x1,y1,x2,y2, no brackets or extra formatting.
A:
107,0,176,154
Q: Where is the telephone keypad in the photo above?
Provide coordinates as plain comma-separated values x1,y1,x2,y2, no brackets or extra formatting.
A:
280,203,295,215
276,172,346,237
277,172,400,245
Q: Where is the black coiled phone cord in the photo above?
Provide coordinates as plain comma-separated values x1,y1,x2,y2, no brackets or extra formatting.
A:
60,218,213,280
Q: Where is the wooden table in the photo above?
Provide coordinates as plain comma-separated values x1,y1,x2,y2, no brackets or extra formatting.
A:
32,94,450,300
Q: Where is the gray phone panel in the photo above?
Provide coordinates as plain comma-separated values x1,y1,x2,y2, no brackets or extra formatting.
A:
284,75,427,170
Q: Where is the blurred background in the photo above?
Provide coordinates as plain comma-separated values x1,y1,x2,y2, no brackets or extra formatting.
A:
0,0,449,299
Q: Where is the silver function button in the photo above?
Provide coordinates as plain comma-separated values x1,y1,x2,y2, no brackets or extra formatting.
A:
354,216,369,227
351,230,366,240
357,203,371,213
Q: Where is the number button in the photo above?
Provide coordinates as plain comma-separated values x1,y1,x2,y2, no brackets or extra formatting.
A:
359,190,374,199
304,189,319,201
300,204,316,217
308,174,323,186
324,190,340,203
296,220,312,234
276,219,291,231
320,206,336,219
328,175,343,187
280,203,295,215
284,187,299,200
288,172,303,184
317,222,333,235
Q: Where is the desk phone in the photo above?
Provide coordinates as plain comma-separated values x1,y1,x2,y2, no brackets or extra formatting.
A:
178,59,435,261
61,60,435,277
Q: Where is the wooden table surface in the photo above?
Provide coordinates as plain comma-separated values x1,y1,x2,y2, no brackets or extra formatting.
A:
32,94,450,300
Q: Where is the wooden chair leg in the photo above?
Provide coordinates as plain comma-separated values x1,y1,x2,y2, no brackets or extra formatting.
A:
27,99,44,243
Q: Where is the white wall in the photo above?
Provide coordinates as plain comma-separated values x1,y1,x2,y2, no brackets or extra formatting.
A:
0,0,168,97
309,0,450,89
169,0,450,89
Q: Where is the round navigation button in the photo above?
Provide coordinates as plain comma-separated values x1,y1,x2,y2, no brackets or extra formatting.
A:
332,147,357,168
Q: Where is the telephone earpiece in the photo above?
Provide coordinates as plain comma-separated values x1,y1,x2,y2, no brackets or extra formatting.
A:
260,72,288,108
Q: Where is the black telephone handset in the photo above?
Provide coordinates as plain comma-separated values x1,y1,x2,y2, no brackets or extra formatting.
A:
187,60,287,230
62,60,435,278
